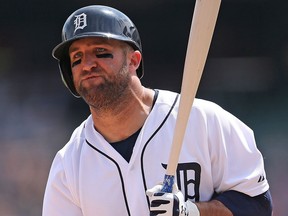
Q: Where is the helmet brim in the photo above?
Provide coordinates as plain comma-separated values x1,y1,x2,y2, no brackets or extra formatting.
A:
52,32,141,60
52,33,144,79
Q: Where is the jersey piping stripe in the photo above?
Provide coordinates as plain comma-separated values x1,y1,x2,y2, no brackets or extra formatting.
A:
140,93,179,208
86,140,131,216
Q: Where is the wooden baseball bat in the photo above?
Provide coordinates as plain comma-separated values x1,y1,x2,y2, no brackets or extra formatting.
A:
162,0,222,193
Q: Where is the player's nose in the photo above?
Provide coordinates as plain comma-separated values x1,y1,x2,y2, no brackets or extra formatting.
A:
82,54,98,72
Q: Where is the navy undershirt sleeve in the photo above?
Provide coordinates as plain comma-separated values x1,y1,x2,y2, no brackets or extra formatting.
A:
214,190,273,216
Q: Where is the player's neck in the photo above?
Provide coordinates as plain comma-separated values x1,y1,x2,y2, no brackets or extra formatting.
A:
90,87,155,143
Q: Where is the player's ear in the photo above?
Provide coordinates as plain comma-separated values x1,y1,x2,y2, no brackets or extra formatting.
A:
129,50,142,72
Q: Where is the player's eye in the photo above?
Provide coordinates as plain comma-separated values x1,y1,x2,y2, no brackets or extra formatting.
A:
73,52,82,59
71,52,82,67
96,47,105,52
95,48,113,59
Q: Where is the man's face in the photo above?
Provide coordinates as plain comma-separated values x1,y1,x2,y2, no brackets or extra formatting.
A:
69,37,133,110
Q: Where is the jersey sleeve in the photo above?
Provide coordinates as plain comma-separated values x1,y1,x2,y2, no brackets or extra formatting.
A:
215,190,273,215
206,102,269,197
42,152,82,216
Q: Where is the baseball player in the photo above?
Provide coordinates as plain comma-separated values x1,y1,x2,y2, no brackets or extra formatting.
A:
43,5,273,216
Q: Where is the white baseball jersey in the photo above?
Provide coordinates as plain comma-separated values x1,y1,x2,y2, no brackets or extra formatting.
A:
43,90,269,216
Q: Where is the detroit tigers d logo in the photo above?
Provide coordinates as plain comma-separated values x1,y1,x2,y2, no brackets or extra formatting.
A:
74,13,87,33
162,162,201,201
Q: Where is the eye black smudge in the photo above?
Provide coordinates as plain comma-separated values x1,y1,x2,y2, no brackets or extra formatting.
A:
71,59,81,67
96,54,113,59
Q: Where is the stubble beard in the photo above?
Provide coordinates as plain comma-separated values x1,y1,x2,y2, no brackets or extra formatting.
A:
77,62,132,114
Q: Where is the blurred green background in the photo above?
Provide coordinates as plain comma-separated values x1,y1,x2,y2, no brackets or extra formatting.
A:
0,0,287,215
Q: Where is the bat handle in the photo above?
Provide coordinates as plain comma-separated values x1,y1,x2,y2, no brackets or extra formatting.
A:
161,174,175,193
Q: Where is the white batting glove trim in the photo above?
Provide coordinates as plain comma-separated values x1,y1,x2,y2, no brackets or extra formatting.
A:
146,183,164,196
186,200,200,216
146,183,200,216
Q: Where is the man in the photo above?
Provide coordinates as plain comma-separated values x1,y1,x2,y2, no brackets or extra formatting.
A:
43,5,273,216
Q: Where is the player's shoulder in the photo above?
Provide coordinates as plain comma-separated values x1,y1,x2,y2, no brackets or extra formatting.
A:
156,89,225,116
192,98,252,132
57,115,90,158
47,117,91,192
156,89,222,109
192,98,241,126
156,89,178,103
193,98,223,112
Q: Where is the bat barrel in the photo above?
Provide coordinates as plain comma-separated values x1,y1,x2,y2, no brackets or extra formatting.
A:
164,0,222,188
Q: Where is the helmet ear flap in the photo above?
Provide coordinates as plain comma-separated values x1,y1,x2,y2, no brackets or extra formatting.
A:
59,56,81,98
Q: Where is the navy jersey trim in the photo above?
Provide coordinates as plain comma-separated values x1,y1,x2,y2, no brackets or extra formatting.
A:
86,140,131,216
140,93,180,207
215,190,273,216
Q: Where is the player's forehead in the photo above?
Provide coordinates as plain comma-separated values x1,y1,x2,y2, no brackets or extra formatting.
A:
69,37,123,53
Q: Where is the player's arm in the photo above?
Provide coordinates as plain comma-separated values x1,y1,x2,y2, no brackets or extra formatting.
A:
203,103,272,215
43,154,82,216
147,183,232,216
212,189,273,216
147,185,272,216
189,190,272,216
194,199,232,216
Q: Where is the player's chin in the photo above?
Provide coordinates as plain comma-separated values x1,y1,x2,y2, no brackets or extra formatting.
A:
78,82,103,97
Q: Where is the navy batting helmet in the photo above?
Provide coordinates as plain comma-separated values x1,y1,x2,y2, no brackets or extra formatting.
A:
52,5,143,97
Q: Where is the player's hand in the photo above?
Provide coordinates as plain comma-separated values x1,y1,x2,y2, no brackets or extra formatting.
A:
146,183,200,216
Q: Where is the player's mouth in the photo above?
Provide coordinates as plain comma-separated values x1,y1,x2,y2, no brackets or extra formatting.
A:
81,74,105,86
83,75,100,80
